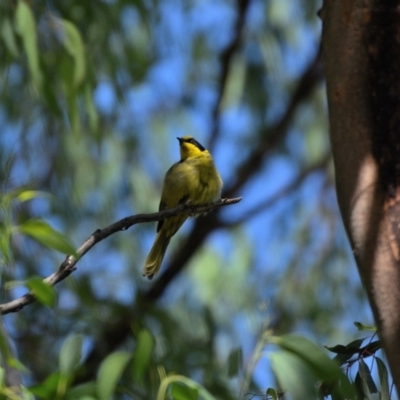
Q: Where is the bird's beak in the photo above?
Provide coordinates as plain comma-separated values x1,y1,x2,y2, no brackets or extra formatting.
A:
177,137,183,143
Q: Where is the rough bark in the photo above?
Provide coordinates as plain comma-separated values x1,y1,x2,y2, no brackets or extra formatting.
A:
322,0,400,392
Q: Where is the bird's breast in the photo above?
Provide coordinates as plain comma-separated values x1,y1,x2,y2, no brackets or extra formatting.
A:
161,155,222,208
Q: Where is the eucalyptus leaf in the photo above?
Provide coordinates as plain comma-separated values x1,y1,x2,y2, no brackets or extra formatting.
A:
58,18,86,87
132,329,154,385
376,357,390,400
270,351,316,400
358,359,377,394
15,1,42,89
273,334,354,397
17,219,76,255
97,351,131,400
26,277,55,307
59,334,84,375
171,382,199,400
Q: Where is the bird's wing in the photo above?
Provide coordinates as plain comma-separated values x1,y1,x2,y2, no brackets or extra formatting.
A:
156,162,191,232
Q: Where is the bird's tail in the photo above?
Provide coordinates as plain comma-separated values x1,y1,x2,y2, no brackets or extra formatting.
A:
142,231,170,279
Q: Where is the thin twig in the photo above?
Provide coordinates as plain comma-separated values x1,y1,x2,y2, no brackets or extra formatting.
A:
0,198,241,315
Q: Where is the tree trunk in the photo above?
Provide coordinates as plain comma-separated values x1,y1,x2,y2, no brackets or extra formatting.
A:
321,0,400,392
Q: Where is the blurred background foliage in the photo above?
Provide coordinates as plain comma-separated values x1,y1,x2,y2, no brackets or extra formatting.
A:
0,0,385,399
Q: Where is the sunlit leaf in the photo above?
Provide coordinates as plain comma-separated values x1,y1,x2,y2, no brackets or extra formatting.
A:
65,382,97,400
15,0,42,90
132,329,154,385
266,387,278,400
170,382,198,400
157,375,216,400
270,351,316,400
17,219,76,255
59,334,83,375
97,351,131,400
354,322,377,331
29,372,60,398
14,190,50,203
26,277,55,307
58,19,86,87
272,335,354,397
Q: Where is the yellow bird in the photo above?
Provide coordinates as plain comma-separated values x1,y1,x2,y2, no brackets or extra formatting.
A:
143,136,223,279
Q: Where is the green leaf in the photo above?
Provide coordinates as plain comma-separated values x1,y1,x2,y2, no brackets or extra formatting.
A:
227,347,242,377
354,322,377,331
65,382,97,400
29,372,60,398
170,382,199,400
84,83,99,132
59,19,86,87
365,340,381,354
266,387,278,400
20,387,36,400
326,338,365,366
96,351,131,400
6,357,29,374
15,0,42,90
325,338,365,354
59,334,83,375
132,329,154,385
156,375,217,400
272,335,354,398
14,190,50,203
67,89,81,134
1,17,19,57
376,357,389,400
7,356,29,373
26,277,55,307
270,351,316,400
355,371,371,400
17,219,76,255
358,359,377,394
42,76,62,116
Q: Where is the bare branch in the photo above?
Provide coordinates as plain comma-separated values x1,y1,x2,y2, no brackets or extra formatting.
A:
209,0,251,151
223,154,331,227
225,49,323,198
0,198,241,315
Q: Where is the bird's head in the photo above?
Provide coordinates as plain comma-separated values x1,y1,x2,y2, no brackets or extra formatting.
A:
177,136,208,160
